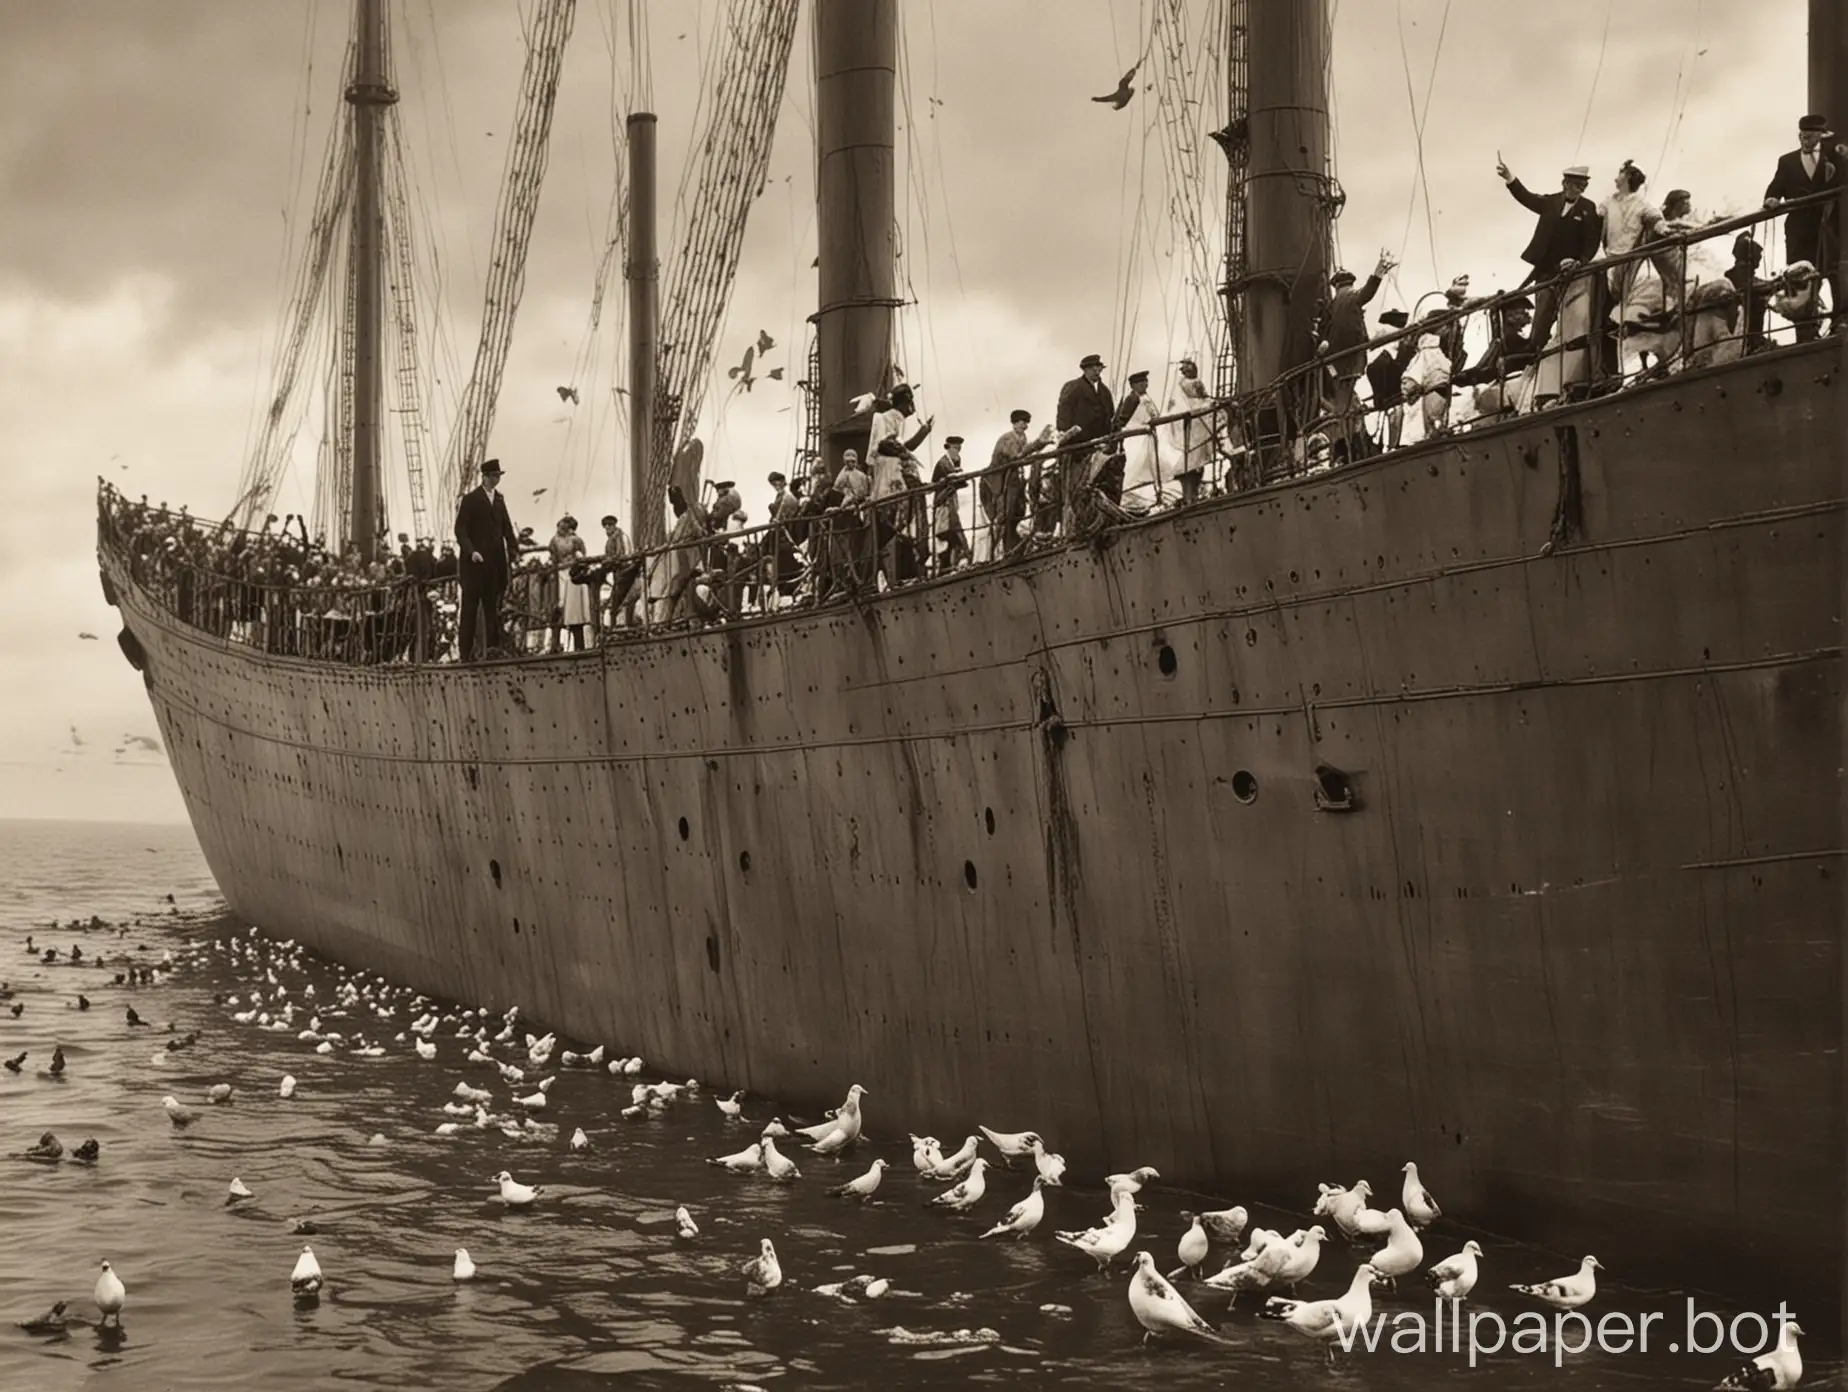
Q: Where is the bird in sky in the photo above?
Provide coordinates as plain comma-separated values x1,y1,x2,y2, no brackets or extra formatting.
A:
756,329,776,353
728,344,758,392
556,385,579,405
77,632,98,641
1092,65,1139,110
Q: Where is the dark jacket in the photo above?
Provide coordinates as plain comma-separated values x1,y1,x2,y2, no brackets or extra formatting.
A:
1322,274,1383,372
1056,374,1116,442
454,486,519,581
1504,179,1604,278
1764,147,1841,256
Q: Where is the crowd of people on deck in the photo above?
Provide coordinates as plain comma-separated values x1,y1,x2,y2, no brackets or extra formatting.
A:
103,114,1840,663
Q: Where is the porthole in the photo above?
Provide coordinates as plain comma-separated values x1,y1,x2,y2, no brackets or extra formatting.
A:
963,860,978,891
677,817,690,841
1231,771,1258,803
1156,644,1177,677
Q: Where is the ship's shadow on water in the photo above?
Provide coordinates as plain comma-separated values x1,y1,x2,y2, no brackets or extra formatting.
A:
0,821,1838,1391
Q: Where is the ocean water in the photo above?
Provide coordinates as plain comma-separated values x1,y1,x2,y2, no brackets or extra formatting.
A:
0,818,1833,1391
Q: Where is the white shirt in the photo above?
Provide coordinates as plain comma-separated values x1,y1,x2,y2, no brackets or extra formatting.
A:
867,407,913,497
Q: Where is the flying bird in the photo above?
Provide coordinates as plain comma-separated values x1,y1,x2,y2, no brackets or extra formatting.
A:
531,487,547,498
77,632,98,641
68,725,85,748
124,734,161,753
755,329,776,353
766,366,785,381
556,385,580,405
727,344,758,392
1092,65,1139,110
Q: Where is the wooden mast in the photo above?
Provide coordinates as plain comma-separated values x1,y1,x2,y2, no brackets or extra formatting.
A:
1237,0,1331,393
1813,0,1847,299
345,0,396,562
813,0,897,480
627,111,659,547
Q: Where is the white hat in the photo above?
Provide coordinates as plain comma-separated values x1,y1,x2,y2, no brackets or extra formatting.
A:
1562,164,1590,179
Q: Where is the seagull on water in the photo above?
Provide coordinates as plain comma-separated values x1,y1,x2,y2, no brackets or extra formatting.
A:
1200,1205,1248,1244
1128,1251,1224,1343
827,1158,887,1200
453,1248,477,1281
1716,1319,1805,1390
1203,1229,1291,1303
1426,1240,1482,1300
163,1095,198,1127
1055,1189,1137,1271
979,1175,1049,1239
1511,1255,1601,1310
569,1127,589,1152
227,1177,253,1203
717,1090,744,1119
909,1134,942,1176
1271,1226,1329,1293
279,1075,297,1098
707,1140,763,1172
1401,1161,1441,1227
924,1135,981,1182
24,1132,62,1162
1028,1137,1066,1185
675,1206,699,1239
494,1171,542,1207
977,1125,1042,1167
761,1135,801,1182
1261,1263,1379,1359
207,1083,233,1104
72,1139,99,1163
1368,1209,1424,1289
290,1245,324,1297
1169,1212,1209,1280
94,1261,126,1326
16,1300,69,1334
742,1238,782,1296
929,1157,989,1211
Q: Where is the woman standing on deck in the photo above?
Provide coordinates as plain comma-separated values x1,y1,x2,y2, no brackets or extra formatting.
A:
548,516,590,652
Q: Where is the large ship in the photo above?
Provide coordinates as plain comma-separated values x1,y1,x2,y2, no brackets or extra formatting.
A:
98,0,1842,1314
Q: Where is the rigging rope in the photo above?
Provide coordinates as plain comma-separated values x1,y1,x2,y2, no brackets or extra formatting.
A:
435,0,579,508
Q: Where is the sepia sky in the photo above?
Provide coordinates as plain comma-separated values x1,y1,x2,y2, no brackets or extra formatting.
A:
0,0,1810,823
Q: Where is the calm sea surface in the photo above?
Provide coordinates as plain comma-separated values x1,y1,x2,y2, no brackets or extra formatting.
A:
0,819,1833,1391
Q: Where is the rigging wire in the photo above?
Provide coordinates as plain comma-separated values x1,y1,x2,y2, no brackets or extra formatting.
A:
1393,0,1450,290
1573,0,1615,161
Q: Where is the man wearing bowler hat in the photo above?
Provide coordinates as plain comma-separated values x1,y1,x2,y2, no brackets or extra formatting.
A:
1495,156,1604,358
1764,114,1842,337
453,458,519,660
1052,354,1116,535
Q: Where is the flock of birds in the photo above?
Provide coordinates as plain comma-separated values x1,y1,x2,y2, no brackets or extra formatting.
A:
2,918,1814,1388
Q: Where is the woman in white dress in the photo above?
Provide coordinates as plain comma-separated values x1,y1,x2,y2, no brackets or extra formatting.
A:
1399,318,1455,437
1115,369,1163,512
549,516,591,652
1602,161,1667,373
1161,358,1213,504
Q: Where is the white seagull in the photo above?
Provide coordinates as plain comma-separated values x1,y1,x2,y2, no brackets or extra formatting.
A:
706,1140,764,1173
1401,1161,1441,1227
675,1206,699,1239
290,1245,324,1297
94,1261,126,1327
924,1135,981,1182
979,1175,1049,1239
1055,1189,1137,1270
1511,1255,1601,1311
1426,1240,1482,1300
227,1177,253,1203
827,1158,888,1200
742,1238,782,1296
1260,1263,1379,1356
1716,1319,1805,1391
761,1136,801,1182
1368,1208,1424,1288
1169,1212,1208,1279
1200,1205,1248,1244
453,1248,477,1281
1128,1251,1224,1343
1029,1136,1066,1185
279,1075,297,1098
717,1090,745,1119
162,1095,198,1128
977,1125,1042,1166
1203,1229,1290,1302
929,1157,989,1211
206,1083,233,1104
909,1134,943,1176
1272,1225,1328,1292
494,1170,542,1207
569,1127,590,1152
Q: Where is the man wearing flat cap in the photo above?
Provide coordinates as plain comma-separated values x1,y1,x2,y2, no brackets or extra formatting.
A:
985,409,1051,561
454,457,519,660
1764,115,1842,337
1495,156,1603,356
1320,251,1395,419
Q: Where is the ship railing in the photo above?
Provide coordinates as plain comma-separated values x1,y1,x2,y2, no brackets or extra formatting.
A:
94,193,1836,664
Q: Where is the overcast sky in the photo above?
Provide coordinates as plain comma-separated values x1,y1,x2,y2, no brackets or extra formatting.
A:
0,0,1809,824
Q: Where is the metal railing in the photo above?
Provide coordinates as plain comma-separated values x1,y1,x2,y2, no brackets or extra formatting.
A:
97,193,1838,666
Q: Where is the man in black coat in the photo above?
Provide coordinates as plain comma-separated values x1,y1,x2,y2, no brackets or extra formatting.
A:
453,457,519,661
1763,114,1842,336
1496,158,1603,355
1052,354,1114,534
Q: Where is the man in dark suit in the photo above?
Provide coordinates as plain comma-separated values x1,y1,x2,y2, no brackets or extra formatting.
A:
1051,354,1114,534
453,457,519,661
1496,158,1604,356
1764,114,1842,337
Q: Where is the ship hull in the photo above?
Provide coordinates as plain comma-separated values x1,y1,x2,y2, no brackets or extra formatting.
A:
105,342,1843,1311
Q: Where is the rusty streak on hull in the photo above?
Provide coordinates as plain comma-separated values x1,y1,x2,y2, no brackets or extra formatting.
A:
105,342,1844,1312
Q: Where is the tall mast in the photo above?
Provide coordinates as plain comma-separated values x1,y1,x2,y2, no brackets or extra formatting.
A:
1814,0,1847,299
1237,0,1331,393
346,0,396,562
627,112,659,547
813,0,897,479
